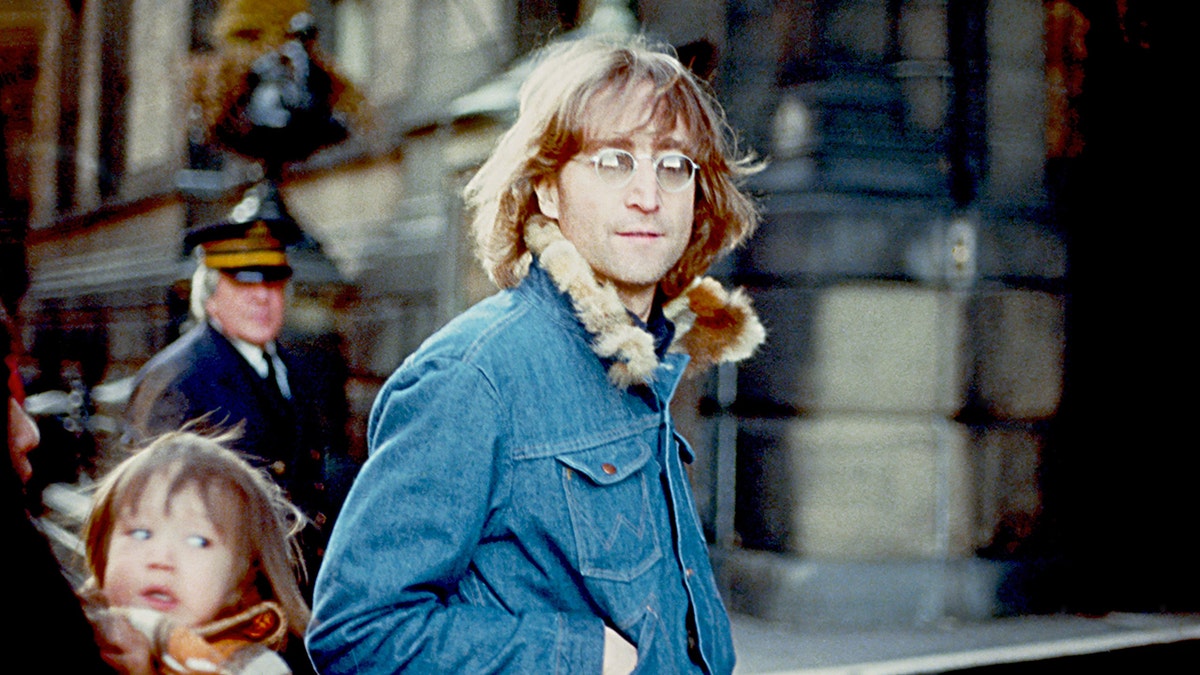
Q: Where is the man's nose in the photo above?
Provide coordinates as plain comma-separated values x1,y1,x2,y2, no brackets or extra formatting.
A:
8,398,39,484
247,282,274,300
624,162,661,212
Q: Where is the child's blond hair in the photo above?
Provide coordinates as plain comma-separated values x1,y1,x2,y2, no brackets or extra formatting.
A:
83,428,310,640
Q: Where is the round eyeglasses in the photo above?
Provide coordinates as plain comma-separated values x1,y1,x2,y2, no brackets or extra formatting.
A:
575,148,699,193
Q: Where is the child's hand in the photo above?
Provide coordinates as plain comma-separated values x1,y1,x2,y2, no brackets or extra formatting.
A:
92,610,155,675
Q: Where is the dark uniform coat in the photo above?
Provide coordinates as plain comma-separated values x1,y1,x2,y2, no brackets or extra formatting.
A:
124,321,352,563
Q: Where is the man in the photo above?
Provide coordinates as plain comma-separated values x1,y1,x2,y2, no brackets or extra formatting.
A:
307,36,764,674
5,297,118,673
124,183,351,587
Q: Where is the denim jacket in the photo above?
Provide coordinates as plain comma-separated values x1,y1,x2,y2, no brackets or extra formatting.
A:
308,257,762,674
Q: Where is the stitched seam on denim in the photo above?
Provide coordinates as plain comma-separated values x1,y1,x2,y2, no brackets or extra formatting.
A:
511,416,659,459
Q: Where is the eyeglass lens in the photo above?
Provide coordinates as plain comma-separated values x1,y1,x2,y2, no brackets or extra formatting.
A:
592,149,696,192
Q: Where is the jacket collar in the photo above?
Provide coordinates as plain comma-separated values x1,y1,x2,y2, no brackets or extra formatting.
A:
523,215,765,389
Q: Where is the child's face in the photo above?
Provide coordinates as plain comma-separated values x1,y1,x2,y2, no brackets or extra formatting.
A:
101,474,248,628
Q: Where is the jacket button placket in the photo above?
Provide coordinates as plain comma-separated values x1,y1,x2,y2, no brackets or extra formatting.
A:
659,396,713,673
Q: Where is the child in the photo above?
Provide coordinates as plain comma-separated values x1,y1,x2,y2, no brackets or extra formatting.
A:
82,429,311,675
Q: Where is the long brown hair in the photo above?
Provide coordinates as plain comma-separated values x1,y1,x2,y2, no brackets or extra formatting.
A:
465,35,762,300
83,428,310,639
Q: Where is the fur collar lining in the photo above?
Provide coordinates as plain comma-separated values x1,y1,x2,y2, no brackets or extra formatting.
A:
524,215,765,388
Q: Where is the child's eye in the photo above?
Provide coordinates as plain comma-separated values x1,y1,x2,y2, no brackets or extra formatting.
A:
128,528,151,541
186,535,212,549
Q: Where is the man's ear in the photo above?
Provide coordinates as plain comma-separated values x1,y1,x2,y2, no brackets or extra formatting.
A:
534,179,560,220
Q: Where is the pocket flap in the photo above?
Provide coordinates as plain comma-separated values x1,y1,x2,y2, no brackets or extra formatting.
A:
557,439,653,486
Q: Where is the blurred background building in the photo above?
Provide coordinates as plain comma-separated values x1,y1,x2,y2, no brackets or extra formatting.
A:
2,0,1178,628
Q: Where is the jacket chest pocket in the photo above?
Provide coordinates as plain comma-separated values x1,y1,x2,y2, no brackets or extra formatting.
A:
557,439,663,582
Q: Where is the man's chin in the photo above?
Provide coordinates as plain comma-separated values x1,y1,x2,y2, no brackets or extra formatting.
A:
230,325,282,346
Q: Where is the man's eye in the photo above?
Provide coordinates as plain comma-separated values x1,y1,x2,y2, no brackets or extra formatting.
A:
596,150,632,171
186,535,212,549
659,155,686,171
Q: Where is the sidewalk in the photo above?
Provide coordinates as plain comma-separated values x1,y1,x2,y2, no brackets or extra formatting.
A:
729,611,1200,674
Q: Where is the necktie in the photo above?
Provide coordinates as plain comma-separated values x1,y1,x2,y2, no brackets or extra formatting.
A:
263,349,290,400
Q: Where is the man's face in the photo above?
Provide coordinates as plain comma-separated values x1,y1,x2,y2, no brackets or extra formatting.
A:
204,273,286,347
535,81,696,317
7,396,39,484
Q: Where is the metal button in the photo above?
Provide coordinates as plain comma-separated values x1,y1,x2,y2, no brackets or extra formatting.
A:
601,462,617,475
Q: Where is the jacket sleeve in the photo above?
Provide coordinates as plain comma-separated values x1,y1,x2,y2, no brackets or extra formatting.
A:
306,356,604,674
124,376,192,442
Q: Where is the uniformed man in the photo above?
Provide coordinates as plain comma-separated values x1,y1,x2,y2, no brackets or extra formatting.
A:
124,182,352,593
